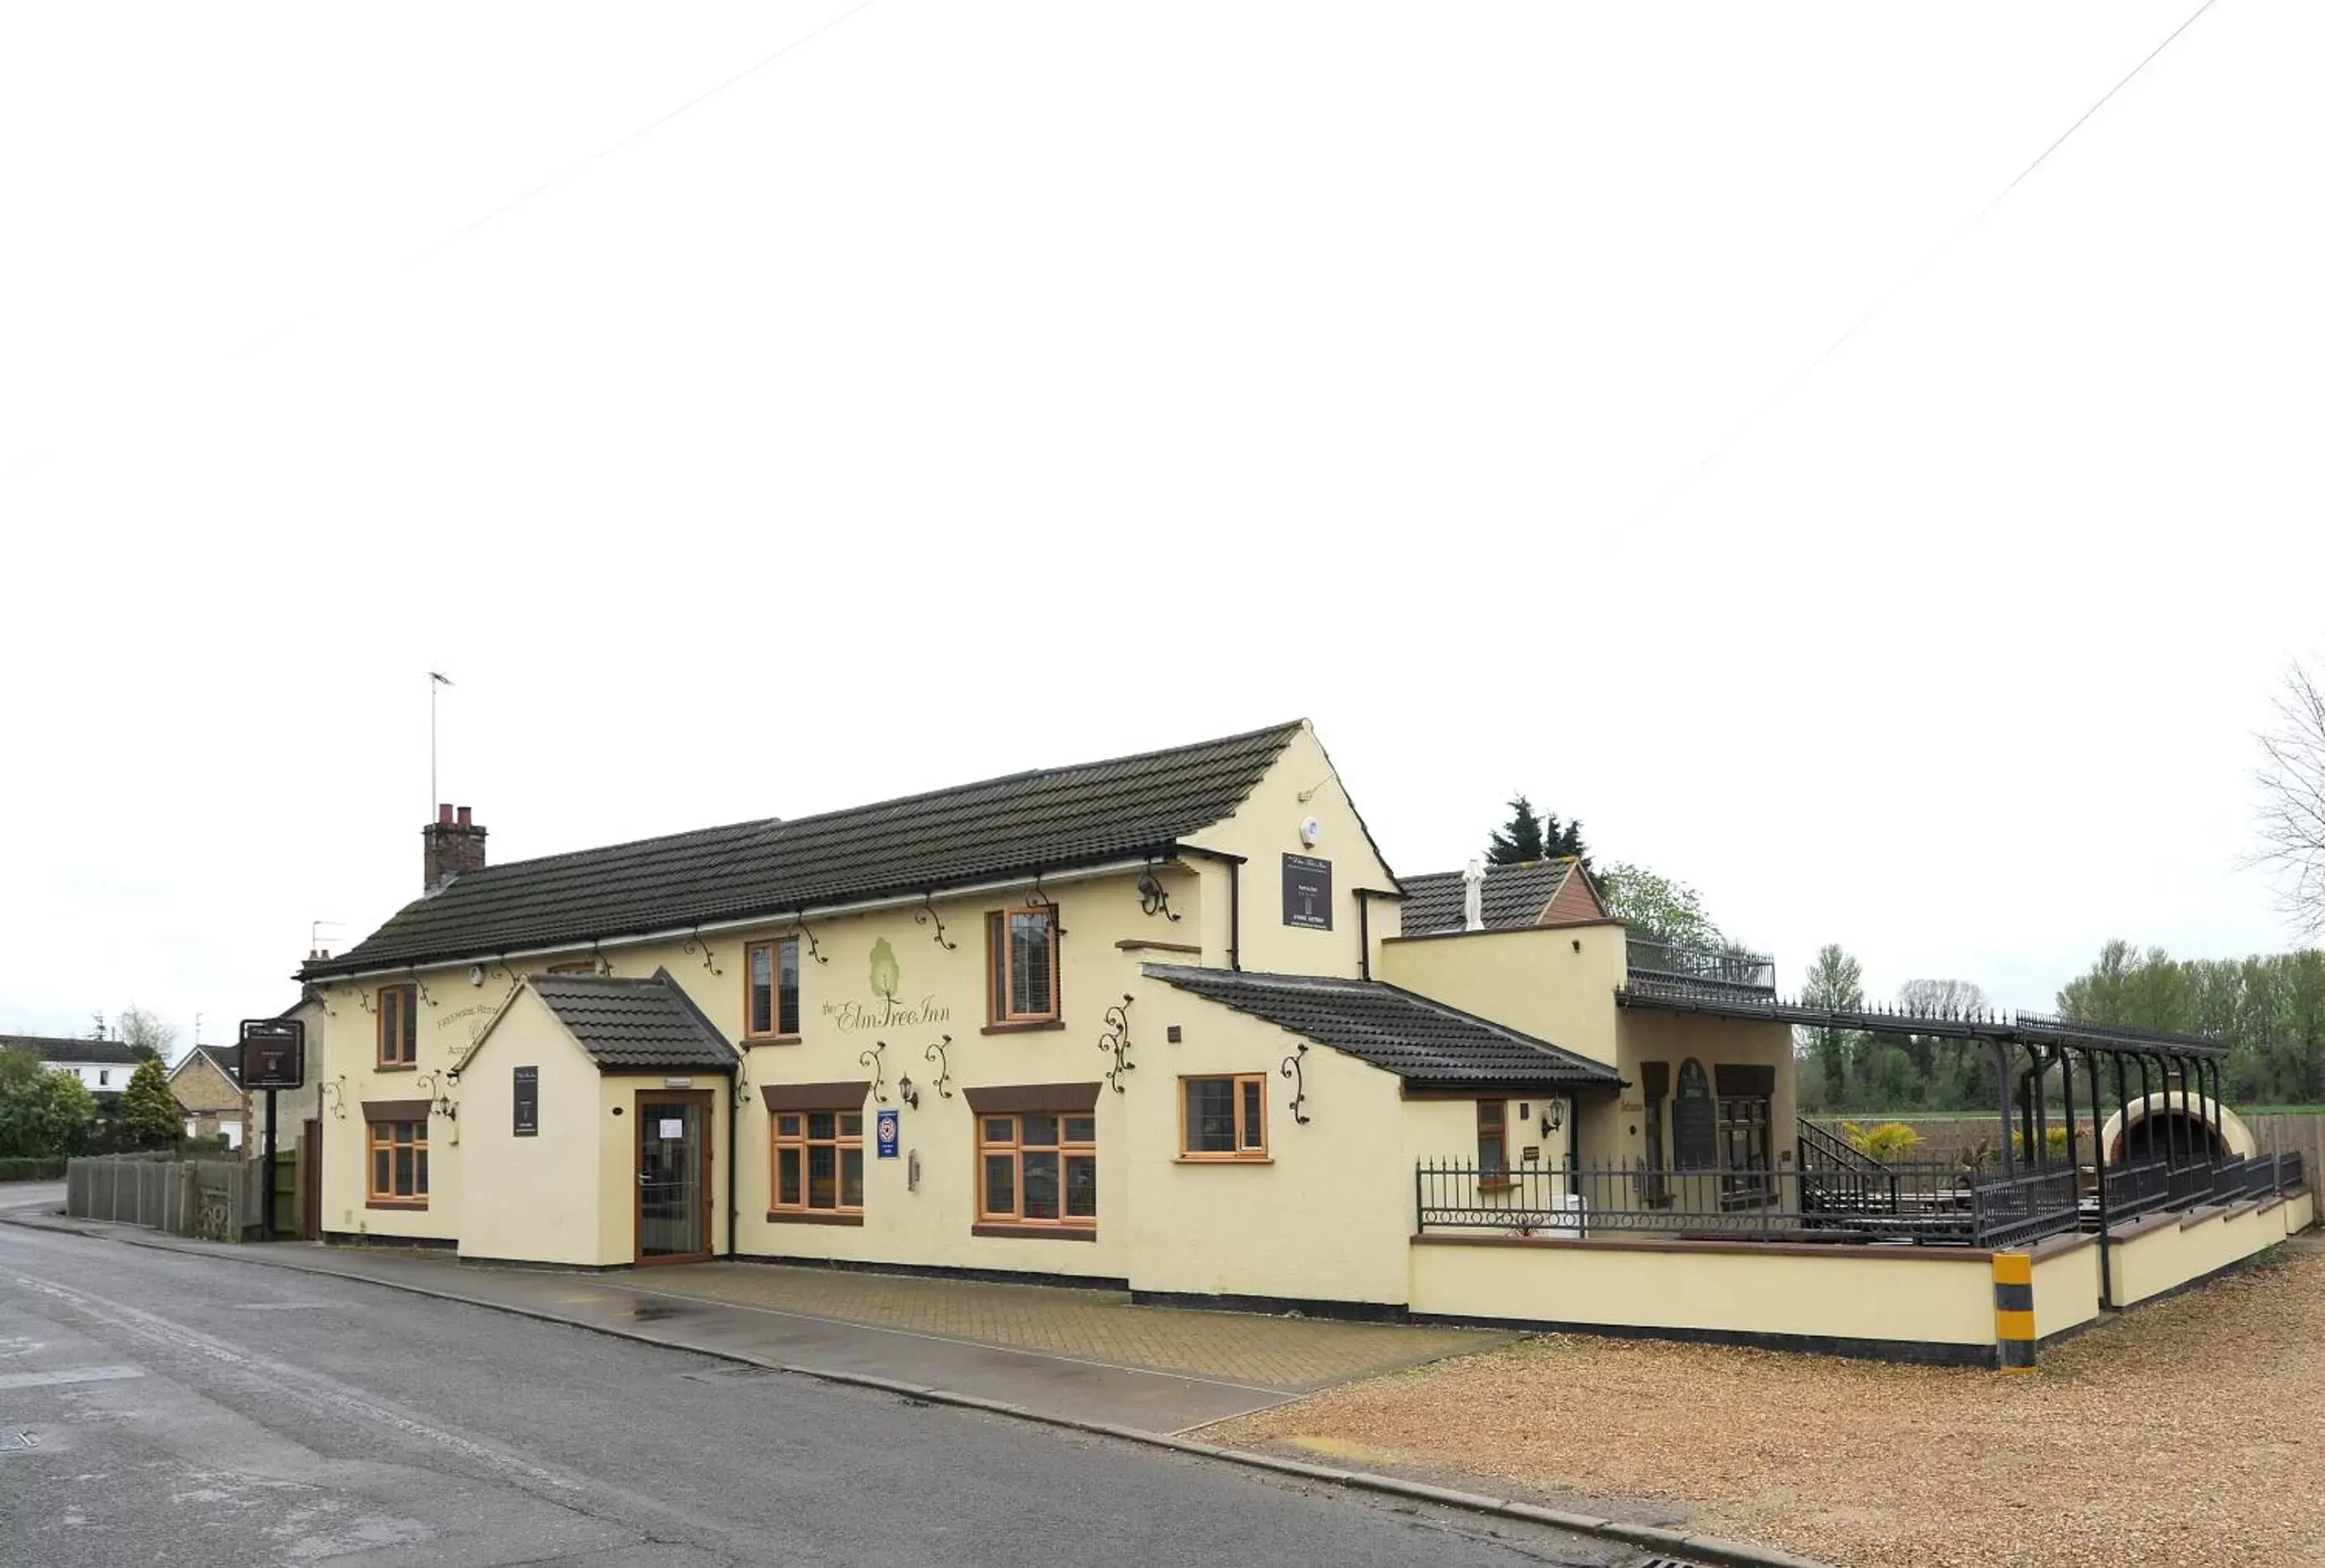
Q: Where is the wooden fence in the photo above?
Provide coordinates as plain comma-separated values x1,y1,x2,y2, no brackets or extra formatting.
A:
65,1155,269,1241
1808,1110,2325,1176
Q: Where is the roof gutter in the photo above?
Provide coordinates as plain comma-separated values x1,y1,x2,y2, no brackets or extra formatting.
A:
301,853,1177,986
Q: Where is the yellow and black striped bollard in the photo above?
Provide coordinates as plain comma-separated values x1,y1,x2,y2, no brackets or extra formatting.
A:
1993,1252,2036,1371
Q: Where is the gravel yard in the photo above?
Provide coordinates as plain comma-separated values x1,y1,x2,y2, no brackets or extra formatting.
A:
1202,1238,2325,1568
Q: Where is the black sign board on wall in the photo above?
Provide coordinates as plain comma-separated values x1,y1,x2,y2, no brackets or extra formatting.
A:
514,1066,539,1136
238,1018,306,1090
1281,853,1333,929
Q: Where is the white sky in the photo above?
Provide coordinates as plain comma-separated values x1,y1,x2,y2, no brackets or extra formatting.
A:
4,2,2318,1052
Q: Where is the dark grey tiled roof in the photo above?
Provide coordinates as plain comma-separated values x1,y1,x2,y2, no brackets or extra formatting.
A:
185,1044,242,1085
527,969,742,1073
1398,860,1574,935
309,722,1304,979
2,1034,140,1065
1145,965,1618,1088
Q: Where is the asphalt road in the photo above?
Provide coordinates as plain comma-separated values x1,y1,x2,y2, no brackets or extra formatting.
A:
0,1210,1644,1568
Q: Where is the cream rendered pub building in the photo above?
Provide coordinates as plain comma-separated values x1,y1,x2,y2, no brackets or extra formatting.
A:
298,720,2310,1363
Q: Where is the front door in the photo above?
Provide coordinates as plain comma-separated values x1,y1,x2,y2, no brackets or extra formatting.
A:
635,1090,713,1264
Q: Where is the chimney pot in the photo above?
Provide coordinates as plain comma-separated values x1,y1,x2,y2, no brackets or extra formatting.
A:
422,804,488,893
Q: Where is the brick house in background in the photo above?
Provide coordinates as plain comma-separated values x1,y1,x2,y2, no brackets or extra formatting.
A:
170,1045,247,1149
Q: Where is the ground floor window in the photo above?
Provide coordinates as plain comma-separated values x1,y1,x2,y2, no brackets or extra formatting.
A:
1714,1063,1775,1208
1477,1100,1509,1182
1180,1075,1267,1159
772,1110,864,1213
978,1112,1096,1226
367,1120,428,1206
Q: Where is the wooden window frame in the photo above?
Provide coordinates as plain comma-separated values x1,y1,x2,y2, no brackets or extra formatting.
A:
1478,1100,1511,1189
1178,1073,1269,1161
366,1118,428,1207
377,984,418,1070
769,1105,864,1219
975,1110,1096,1232
985,908,1061,1027
744,937,802,1042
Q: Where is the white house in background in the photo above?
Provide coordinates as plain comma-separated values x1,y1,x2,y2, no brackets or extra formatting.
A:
1,1034,144,1092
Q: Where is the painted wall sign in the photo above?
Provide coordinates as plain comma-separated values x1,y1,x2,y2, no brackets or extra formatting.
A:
876,1108,900,1160
238,1018,305,1090
513,1065,539,1136
820,940,952,1033
1282,853,1333,929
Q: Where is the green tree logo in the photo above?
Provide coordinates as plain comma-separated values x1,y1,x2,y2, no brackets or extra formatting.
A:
869,938,901,1003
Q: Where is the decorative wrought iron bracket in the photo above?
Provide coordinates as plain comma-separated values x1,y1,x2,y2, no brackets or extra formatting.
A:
1137,864,1181,923
320,1075,348,1120
413,973,438,1009
1098,995,1134,1093
794,918,830,965
354,988,376,1017
683,932,723,976
733,1059,753,1109
914,895,957,950
413,1069,458,1122
1025,874,1066,938
593,945,615,977
1280,1042,1311,1125
923,1034,955,1100
860,1041,889,1103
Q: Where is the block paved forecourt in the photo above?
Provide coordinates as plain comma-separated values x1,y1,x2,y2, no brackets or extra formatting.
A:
581,1260,1507,1390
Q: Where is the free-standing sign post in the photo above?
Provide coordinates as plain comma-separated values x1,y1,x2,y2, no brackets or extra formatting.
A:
240,1018,306,1242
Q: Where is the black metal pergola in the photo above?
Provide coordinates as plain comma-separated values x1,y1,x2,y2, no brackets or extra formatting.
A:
1614,986,2296,1284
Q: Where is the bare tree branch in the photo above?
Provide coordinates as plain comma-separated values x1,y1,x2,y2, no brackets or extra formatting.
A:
2252,660,2325,937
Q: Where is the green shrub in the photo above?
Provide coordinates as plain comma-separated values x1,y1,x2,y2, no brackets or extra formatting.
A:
0,1156,68,1181
1841,1120,1924,1160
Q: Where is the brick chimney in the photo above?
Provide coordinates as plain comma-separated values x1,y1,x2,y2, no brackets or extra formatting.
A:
423,803,487,894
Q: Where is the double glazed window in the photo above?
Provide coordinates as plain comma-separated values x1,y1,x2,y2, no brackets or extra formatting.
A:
979,1112,1095,1227
377,984,418,1068
745,937,802,1039
367,1120,428,1205
772,1110,863,1213
986,908,1058,1024
1181,1075,1268,1160
1477,1100,1509,1179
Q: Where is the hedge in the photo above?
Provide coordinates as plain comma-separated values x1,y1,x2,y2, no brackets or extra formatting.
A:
0,1156,68,1182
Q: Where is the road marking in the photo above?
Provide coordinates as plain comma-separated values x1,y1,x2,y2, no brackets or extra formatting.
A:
229,1302,337,1311
0,1363,144,1390
8,1275,578,1490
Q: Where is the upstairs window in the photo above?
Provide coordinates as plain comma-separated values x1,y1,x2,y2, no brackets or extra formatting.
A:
1181,1075,1269,1160
377,984,418,1068
746,937,802,1039
987,908,1059,1025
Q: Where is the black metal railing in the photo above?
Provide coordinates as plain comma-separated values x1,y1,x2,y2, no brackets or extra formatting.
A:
2280,1150,2307,1192
1797,1117,1888,1178
1414,1159,2083,1248
2109,1158,2173,1222
1623,936,1777,996
1968,1165,2081,1250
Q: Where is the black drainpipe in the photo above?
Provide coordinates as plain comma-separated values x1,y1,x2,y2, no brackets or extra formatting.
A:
727,1065,741,1258
1228,859,1241,972
1356,891,1370,979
